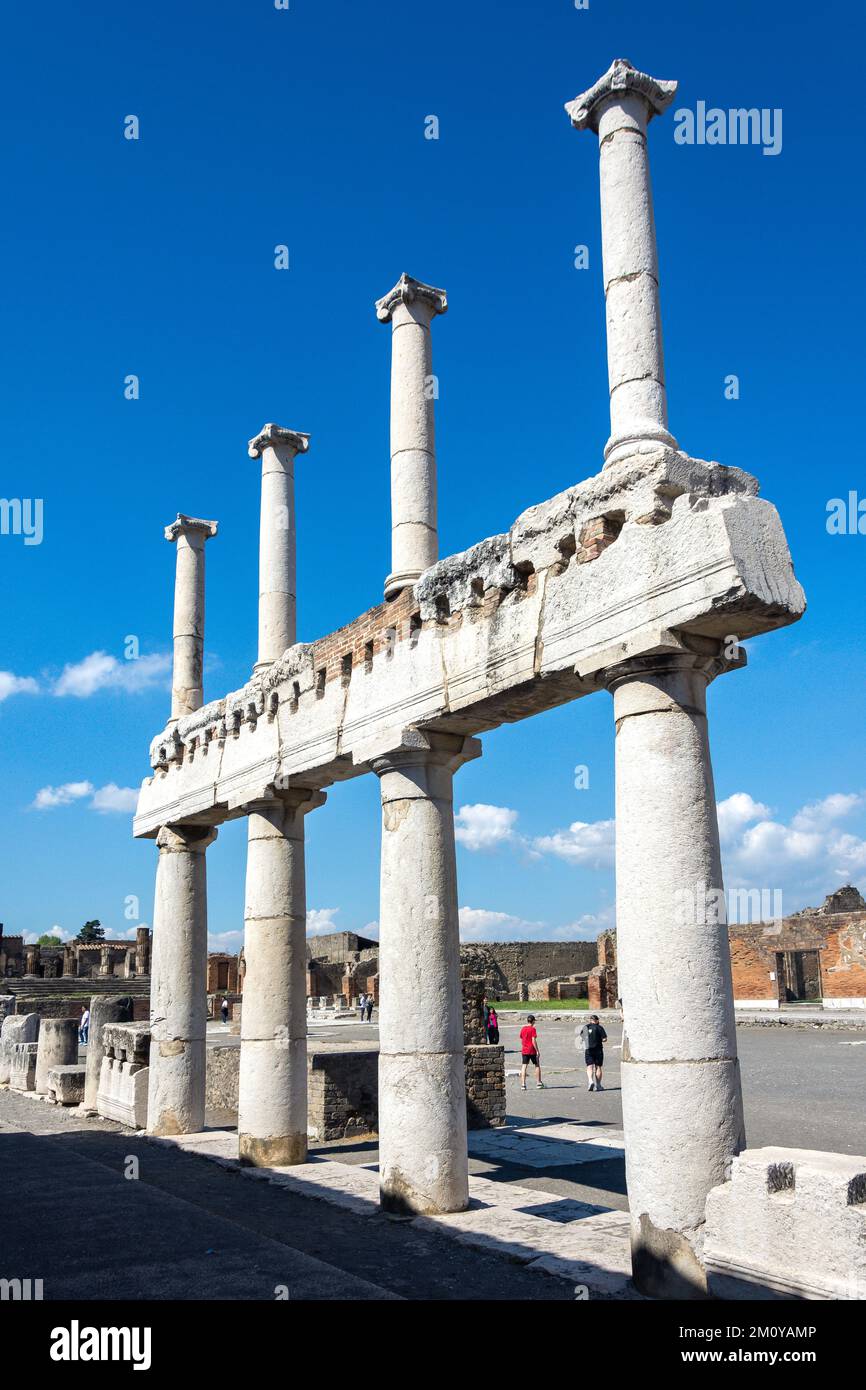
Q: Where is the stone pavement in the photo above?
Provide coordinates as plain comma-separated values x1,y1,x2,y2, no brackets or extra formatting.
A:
148,1115,636,1298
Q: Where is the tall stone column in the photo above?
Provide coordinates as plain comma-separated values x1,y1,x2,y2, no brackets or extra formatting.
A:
147,824,217,1136
247,423,310,668
375,274,447,599
566,59,679,465
370,731,481,1214
164,515,218,723
238,788,325,1166
603,649,744,1298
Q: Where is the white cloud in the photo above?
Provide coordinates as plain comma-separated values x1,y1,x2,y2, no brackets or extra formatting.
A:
53,651,171,697
0,671,39,702
455,803,519,851
717,792,771,842
306,907,341,936
208,930,243,952
459,907,546,941
24,925,70,945
721,789,866,907
532,818,615,868
90,784,139,814
32,780,139,813
32,781,95,809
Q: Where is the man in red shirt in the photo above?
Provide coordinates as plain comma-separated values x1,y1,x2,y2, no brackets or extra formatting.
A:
519,1014,544,1090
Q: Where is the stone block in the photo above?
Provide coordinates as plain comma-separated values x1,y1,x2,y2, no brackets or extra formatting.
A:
96,1022,151,1128
48,1064,86,1105
35,1017,78,1094
9,1041,38,1091
0,1011,39,1085
704,1146,866,1299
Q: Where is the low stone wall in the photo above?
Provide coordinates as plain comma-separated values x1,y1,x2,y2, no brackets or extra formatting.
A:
308,1047,378,1142
704,1146,866,1299
465,1044,506,1129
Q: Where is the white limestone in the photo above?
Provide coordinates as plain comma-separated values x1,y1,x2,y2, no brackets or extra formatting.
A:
34,1017,77,1095
376,274,447,599
704,1147,866,1299
0,1011,38,1085
605,649,745,1298
238,789,325,1166
247,424,310,667
146,824,216,1135
164,514,218,722
566,59,678,465
97,1023,151,1128
368,730,480,1214
83,994,132,1112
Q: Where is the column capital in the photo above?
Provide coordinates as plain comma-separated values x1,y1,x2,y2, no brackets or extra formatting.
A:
357,727,481,775
248,424,311,460
565,58,677,133
247,786,327,818
375,273,448,324
156,824,218,853
164,514,218,544
600,641,746,696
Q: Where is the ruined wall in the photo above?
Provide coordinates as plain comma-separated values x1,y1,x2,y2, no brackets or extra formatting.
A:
460,941,597,995
308,1047,378,1141
729,891,866,1006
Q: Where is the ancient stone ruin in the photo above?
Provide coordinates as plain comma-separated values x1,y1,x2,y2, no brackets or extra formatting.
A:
132,59,808,1297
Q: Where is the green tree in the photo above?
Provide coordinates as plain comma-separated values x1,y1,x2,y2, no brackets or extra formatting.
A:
37,934,62,946
76,920,104,943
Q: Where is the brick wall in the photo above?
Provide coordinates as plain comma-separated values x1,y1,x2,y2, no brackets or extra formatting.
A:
729,902,866,1003
308,1047,378,1141
465,1044,506,1129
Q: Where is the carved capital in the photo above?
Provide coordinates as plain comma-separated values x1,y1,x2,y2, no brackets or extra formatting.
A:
248,424,311,460
375,273,448,324
565,58,677,133
155,824,218,853
164,514,218,544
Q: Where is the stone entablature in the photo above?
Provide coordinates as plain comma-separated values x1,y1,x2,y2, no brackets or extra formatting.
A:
135,445,801,838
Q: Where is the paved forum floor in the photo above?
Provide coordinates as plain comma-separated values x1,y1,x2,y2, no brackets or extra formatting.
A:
2,1014,863,1300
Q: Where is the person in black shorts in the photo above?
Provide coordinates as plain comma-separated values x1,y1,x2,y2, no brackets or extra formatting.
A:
580,1013,607,1091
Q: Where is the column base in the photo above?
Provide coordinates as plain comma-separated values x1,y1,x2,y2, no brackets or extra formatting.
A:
603,425,678,466
238,1133,308,1167
631,1216,709,1300
383,568,422,601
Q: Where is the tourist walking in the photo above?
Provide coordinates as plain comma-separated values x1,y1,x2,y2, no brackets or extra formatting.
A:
365,995,374,1022
486,1005,499,1045
79,1005,90,1045
220,997,229,1025
358,991,367,1018
580,1013,607,1091
519,1014,544,1090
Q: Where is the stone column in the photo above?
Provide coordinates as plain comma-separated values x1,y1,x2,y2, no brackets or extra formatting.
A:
375,274,447,599
566,59,679,466
83,993,132,1112
247,424,310,668
35,1018,78,1094
603,649,745,1298
370,730,481,1214
135,925,150,976
237,788,325,1166
147,824,217,1135
164,514,218,723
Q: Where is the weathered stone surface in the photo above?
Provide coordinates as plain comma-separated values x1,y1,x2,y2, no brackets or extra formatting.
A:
48,1063,86,1105
34,1017,77,1095
9,1041,38,1091
704,1147,866,1299
83,994,133,1112
97,1022,151,1128
0,1011,38,1085
134,448,803,838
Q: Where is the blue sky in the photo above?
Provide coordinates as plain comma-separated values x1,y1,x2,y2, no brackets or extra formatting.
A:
1,0,864,952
